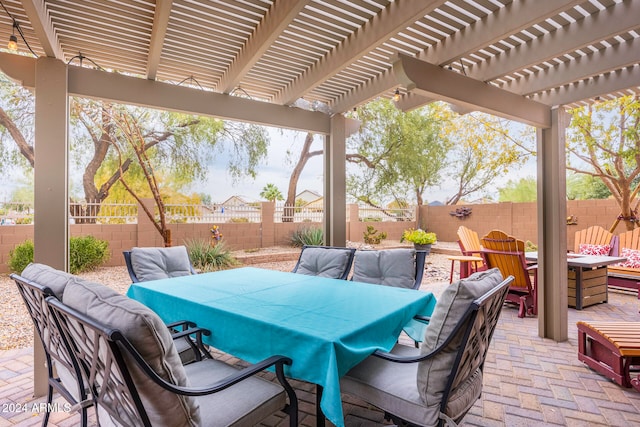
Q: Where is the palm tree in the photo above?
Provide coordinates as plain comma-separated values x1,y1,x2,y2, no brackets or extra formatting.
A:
260,183,284,202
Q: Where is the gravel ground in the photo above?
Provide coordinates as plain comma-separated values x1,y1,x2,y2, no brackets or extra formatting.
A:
1,242,455,350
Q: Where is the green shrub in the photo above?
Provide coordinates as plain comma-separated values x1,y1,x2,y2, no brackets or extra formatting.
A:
8,236,110,274
68,236,110,273
185,238,238,272
290,226,324,247
363,225,387,244
8,240,34,273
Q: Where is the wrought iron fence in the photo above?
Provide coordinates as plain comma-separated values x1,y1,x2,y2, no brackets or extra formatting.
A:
358,205,415,222
275,202,324,223
163,203,262,223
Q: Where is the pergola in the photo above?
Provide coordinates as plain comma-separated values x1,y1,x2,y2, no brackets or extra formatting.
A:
0,0,639,393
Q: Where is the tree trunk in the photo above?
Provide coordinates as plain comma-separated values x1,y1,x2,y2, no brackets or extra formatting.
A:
284,132,322,222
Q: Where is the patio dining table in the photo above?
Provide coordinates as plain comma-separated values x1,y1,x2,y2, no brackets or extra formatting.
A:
126,267,436,427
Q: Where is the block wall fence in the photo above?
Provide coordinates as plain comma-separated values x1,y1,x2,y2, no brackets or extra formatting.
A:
0,198,630,273
418,198,630,249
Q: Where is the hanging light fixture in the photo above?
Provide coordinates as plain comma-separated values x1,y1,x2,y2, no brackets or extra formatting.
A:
7,22,17,52
393,88,401,102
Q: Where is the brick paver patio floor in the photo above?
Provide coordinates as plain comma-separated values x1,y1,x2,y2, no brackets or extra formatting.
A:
2,287,640,426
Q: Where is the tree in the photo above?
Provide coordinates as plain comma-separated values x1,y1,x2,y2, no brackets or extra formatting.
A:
260,183,284,202
566,173,611,200
566,95,640,230
347,99,451,207
443,113,535,205
283,132,322,222
0,76,269,224
498,177,537,202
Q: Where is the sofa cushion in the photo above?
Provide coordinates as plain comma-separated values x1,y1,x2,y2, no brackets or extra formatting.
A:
579,243,611,256
295,247,352,278
62,277,200,426
352,249,416,288
21,263,75,300
131,246,193,282
417,268,503,407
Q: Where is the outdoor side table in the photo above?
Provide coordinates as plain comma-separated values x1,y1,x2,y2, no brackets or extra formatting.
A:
447,255,483,283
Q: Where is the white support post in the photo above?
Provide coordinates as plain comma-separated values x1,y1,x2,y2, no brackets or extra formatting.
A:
324,115,347,246
537,107,568,341
33,57,69,395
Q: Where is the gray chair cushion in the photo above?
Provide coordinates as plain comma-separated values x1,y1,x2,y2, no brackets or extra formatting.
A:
417,268,503,406
341,344,441,426
295,247,352,278
21,262,75,299
19,263,81,400
62,277,200,426
131,246,193,282
352,249,416,288
185,359,286,427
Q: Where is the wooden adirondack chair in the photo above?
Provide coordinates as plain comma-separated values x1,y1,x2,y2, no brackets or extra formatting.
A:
573,225,616,255
481,230,537,318
608,228,640,292
457,225,487,272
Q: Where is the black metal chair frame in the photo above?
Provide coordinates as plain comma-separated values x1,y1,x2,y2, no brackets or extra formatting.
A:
11,274,92,427
45,296,299,427
355,276,513,427
123,249,198,283
291,245,356,280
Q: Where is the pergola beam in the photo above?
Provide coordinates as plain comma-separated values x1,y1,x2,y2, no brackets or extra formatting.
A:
393,53,551,128
20,0,62,58
533,65,640,107
469,0,640,83
506,37,640,96
217,0,309,94
146,0,173,80
67,67,331,134
274,0,447,106
420,0,582,67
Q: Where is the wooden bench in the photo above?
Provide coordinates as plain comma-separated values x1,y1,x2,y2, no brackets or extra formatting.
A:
607,266,640,294
577,321,640,390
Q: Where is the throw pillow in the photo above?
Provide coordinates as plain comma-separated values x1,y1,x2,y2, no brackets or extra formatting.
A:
616,247,640,268
578,243,611,256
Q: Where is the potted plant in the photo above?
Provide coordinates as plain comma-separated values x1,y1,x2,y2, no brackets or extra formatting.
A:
401,228,437,253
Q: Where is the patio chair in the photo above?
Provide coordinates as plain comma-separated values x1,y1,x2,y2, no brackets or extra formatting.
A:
46,276,298,427
351,248,426,290
481,230,537,318
457,225,487,272
608,227,640,292
12,265,92,427
291,245,356,280
123,245,197,283
340,269,512,427
573,225,617,255
351,248,428,346
124,247,205,363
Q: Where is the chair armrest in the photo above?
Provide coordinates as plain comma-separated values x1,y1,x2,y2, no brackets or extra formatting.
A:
116,331,293,396
526,264,538,272
166,320,196,330
171,327,212,361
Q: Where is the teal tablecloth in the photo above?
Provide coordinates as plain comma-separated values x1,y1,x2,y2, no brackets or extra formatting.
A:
127,267,436,427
